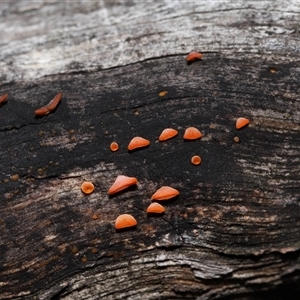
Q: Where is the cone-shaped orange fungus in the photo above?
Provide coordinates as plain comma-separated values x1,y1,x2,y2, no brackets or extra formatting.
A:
159,128,178,141
186,52,203,63
0,93,8,104
108,175,138,195
115,214,137,229
110,142,119,152
81,181,95,194
151,186,179,201
183,127,202,140
146,202,165,214
128,136,150,151
236,117,250,129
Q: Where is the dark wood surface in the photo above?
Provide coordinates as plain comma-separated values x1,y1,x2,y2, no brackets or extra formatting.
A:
0,2,300,299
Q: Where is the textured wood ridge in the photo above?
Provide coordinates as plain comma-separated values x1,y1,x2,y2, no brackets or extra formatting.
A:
0,1,300,299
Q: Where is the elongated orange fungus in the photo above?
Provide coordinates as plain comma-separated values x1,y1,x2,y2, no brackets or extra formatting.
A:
183,127,202,140
151,186,179,201
115,214,137,229
81,181,95,194
110,142,119,152
191,155,201,165
159,128,178,141
187,52,203,63
34,92,62,116
35,107,50,116
236,117,250,129
128,136,150,151
108,175,138,195
146,202,165,214
0,93,8,104
46,93,62,111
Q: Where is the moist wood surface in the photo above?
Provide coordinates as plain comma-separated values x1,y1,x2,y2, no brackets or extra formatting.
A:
0,1,300,300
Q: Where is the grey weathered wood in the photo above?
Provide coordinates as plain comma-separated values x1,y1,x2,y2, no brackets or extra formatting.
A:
0,1,300,299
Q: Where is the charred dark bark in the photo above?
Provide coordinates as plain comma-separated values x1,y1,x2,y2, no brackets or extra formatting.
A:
0,1,300,299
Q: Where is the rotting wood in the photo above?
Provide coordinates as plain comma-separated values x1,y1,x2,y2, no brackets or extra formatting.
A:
0,1,300,299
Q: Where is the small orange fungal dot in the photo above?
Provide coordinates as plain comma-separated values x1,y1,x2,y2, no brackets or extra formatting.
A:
115,214,137,230
187,52,203,63
159,128,178,141
191,155,201,165
236,117,250,130
183,127,202,140
71,246,79,254
146,202,165,214
81,181,95,194
110,142,119,152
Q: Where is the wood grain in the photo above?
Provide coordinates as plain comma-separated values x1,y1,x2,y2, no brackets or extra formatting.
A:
0,1,300,299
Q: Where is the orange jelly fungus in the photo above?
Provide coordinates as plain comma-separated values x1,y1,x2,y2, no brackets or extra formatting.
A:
108,175,138,195
186,52,203,63
158,128,178,141
115,214,137,229
191,155,201,165
81,181,95,194
110,142,119,152
183,127,202,140
34,92,62,116
0,93,8,104
128,136,150,151
151,186,180,201
146,202,165,214
236,117,250,129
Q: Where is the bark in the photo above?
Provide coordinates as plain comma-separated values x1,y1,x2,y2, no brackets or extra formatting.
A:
0,1,300,299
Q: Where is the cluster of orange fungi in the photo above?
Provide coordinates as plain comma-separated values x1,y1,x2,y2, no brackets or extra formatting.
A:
106,176,179,229
2,51,251,232
111,179,179,229
101,115,249,230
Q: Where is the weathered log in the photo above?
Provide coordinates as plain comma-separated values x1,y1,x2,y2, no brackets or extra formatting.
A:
0,1,300,299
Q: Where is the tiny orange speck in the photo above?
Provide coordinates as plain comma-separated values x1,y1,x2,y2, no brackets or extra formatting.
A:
158,90,168,97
